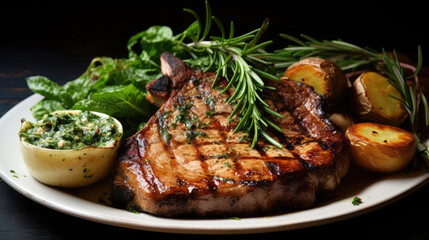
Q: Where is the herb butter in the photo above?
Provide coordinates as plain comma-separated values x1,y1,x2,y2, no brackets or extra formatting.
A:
18,110,123,187
19,111,121,150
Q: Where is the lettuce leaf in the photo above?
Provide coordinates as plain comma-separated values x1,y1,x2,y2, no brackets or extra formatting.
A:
72,84,151,118
29,99,66,120
127,25,178,67
26,76,74,108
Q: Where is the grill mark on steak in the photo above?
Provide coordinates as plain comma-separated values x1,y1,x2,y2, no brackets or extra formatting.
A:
112,52,350,217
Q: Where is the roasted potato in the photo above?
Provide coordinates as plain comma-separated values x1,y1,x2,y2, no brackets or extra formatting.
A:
19,110,123,187
352,71,408,126
284,57,347,102
345,122,416,173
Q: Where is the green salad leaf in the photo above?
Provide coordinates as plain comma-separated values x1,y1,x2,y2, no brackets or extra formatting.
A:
26,56,159,137
127,25,179,68
72,84,151,118
26,76,74,108
30,99,66,120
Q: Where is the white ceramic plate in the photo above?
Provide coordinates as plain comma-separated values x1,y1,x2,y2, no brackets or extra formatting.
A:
1,94,429,234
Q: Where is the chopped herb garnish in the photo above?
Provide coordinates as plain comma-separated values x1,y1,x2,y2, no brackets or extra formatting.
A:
214,175,234,183
174,100,209,130
352,196,363,206
163,110,172,119
204,96,216,111
238,135,250,143
216,153,229,159
185,130,207,143
169,122,177,129
224,161,232,168
206,153,229,159
158,113,172,143
205,110,215,117
127,204,140,214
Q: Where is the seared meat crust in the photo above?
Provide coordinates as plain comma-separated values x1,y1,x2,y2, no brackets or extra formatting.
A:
112,52,350,217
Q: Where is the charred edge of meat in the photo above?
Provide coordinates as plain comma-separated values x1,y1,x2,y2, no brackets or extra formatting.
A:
111,184,135,209
160,52,194,89
147,75,171,95
146,75,171,107
265,161,303,179
146,52,195,107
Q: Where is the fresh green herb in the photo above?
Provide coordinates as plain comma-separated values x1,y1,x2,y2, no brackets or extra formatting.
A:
380,51,429,169
238,135,251,143
213,175,233,183
205,110,215,117
206,153,229,159
10,170,18,178
128,0,284,148
169,122,177,129
173,100,208,130
174,101,194,123
203,96,216,111
216,153,229,159
163,110,172,118
159,113,172,143
126,204,140,214
185,130,207,143
223,161,232,168
351,196,363,206
266,34,382,71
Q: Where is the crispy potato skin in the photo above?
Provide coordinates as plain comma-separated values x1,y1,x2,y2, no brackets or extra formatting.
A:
284,57,347,103
345,122,416,173
352,72,408,126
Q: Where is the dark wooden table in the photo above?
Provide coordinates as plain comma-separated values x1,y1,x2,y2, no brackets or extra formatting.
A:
2,2,429,239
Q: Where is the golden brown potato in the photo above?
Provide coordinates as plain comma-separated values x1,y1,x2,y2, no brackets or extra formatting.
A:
352,71,408,126
284,57,347,103
345,122,416,173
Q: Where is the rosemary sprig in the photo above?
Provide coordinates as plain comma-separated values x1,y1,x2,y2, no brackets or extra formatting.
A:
266,33,382,71
380,50,429,169
178,1,283,148
270,34,429,169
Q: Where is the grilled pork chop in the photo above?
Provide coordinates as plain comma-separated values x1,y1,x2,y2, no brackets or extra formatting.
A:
112,52,350,217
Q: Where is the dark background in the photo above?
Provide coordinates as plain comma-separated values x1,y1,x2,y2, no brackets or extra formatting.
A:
1,1,429,239
2,1,427,91
1,1,428,70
